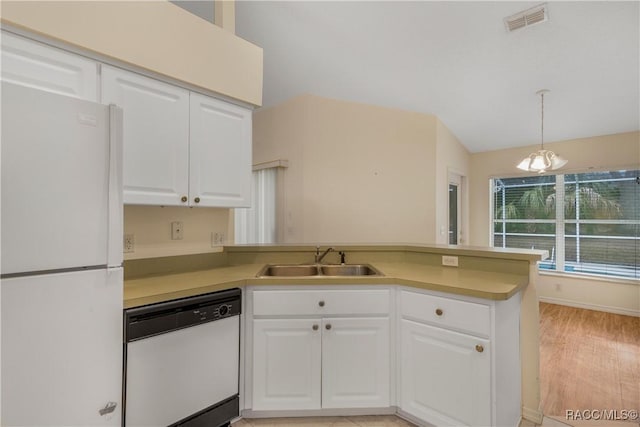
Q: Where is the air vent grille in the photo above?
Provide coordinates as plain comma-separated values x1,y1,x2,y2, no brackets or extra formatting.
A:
504,4,548,32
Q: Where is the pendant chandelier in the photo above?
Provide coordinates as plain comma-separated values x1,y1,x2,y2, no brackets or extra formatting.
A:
516,89,567,174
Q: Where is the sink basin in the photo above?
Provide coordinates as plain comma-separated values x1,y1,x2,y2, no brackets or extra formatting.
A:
257,264,383,277
320,264,382,276
258,264,319,277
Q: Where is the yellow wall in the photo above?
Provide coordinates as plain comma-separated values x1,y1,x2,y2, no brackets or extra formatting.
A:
0,0,263,105
123,205,233,260
253,94,443,244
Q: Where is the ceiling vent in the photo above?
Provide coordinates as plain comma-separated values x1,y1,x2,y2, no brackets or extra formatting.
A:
504,3,548,32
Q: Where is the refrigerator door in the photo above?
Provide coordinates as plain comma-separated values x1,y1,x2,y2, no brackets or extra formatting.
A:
1,268,123,426
1,82,120,275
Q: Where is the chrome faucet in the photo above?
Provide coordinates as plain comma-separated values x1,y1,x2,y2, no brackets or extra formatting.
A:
315,246,334,264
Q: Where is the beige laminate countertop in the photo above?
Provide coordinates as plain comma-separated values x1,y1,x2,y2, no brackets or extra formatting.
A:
124,261,529,309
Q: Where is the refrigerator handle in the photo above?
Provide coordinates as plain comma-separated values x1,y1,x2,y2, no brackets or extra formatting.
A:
107,104,124,267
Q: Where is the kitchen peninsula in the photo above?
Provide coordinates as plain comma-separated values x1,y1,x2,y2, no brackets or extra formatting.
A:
124,244,546,427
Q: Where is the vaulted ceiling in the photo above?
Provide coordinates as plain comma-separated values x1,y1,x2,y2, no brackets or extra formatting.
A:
234,1,639,153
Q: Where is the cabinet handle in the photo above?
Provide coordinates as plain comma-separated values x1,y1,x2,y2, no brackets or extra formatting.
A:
181,196,188,203
325,324,332,330
475,344,484,353
312,324,319,331
194,197,201,204
435,308,443,316
318,300,325,307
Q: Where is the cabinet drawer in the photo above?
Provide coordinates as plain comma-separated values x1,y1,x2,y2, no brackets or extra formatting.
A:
400,291,490,337
253,289,390,316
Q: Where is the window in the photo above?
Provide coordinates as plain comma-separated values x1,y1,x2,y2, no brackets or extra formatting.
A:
492,170,639,279
235,168,277,244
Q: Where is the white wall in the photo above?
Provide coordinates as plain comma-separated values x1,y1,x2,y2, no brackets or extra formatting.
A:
123,205,233,260
469,131,640,315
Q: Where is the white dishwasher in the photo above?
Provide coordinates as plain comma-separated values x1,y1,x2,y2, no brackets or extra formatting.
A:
124,288,241,427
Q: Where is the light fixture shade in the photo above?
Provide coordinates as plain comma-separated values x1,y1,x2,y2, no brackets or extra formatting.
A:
516,89,568,174
517,149,567,174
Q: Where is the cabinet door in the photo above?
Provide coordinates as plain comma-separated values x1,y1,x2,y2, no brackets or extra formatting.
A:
101,65,189,206
1,31,98,101
190,93,252,207
252,318,321,410
322,317,390,409
400,319,491,427
1,268,123,426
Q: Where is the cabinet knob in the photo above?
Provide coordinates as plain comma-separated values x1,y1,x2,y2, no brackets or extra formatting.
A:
181,196,188,203
475,344,484,353
194,197,201,204
325,324,332,330
318,300,325,307
435,308,443,316
312,324,319,331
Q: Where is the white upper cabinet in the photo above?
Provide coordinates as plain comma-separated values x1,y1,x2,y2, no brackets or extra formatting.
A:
190,93,252,207
1,31,98,101
101,65,190,206
102,65,252,207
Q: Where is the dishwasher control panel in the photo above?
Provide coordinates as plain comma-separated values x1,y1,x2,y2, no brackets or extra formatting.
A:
125,288,241,342
177,300,240,328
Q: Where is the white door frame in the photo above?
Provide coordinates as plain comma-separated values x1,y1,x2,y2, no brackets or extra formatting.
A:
448,170,467,245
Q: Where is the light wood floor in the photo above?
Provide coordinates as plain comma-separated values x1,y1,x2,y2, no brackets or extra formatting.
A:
539,302,640,417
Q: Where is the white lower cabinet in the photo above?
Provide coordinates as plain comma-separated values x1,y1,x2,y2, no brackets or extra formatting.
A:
248,286,521,426
252,318,322,410
398,289,521,427
400,319,490,426
322,317,390,409
250,288,391,412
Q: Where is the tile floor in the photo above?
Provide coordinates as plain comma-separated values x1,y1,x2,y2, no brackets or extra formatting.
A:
233,415,640,427
232,415,416,427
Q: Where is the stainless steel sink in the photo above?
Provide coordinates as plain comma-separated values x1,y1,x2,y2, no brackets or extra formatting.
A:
320,264,382,276
258,264,320,277
257,264,383,277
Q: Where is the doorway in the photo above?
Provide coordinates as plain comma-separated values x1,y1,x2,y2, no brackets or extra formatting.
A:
448,172,464,245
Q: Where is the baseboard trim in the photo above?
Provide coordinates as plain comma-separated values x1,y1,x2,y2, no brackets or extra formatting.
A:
538,296,640,317
522,406,544,425
242,407,396,418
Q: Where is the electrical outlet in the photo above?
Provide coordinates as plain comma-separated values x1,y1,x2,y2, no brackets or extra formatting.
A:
211,231,226,246
171,221,184,240
442,255,459,267
123,234,134,253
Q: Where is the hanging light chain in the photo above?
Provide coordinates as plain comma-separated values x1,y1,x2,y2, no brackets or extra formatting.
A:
540,91,545,150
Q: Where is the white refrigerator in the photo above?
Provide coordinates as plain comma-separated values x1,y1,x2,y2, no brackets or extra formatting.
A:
1,82,123,426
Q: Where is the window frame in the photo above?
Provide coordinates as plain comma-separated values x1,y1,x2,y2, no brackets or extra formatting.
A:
490,170,639,281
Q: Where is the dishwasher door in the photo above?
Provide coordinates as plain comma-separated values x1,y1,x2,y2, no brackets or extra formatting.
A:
125,315,239,426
